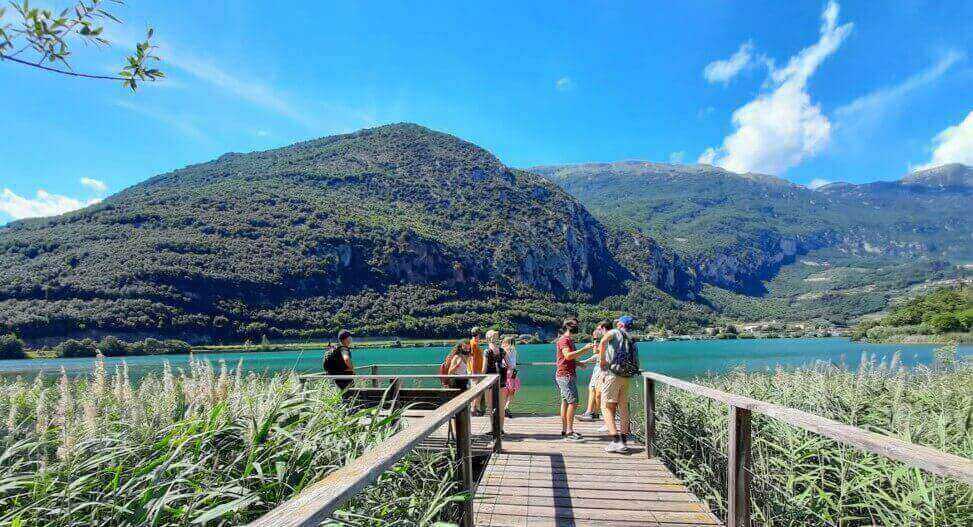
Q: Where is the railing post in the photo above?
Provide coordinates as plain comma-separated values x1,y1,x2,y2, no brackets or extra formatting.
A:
490,376,502,453
370,364,378,388
644,377,656,458
727,405,752,527
454,403,474,527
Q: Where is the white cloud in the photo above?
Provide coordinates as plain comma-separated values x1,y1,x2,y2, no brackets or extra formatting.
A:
699,2,852,175
0,189,100,220
835,50,963,133
916,111,973,169
555,77,574,91
703,41,757,84
115,100,207,141
80,177,108,193
808,178,831,189
669,151,685,163
698,147,718,165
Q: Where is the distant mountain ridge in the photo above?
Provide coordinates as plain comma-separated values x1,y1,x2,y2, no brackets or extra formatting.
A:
536,161,972,294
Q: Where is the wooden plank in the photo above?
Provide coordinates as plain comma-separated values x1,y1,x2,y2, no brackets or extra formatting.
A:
643,371,973,484
473,495,709,512
483,464,672,477
476,485,700,502
474,503,720,525
248,374,499,527
478,477,687,493
482,472,683,485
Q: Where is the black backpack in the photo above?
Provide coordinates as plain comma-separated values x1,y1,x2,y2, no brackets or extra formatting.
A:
608,331,640,377
323,345,351,374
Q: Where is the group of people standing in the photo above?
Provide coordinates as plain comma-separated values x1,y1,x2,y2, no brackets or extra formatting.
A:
325,315,640,453
553,315,640,453
441,315,639,453
440,327,521,435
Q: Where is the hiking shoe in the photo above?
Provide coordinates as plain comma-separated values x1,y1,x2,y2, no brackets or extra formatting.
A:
504,409,513,419
577,412,597,421
605,441,628,453
565,432,584,442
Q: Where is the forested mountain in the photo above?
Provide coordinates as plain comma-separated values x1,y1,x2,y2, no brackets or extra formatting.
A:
0,124,700,345
536,162,972,295
2,124,967,347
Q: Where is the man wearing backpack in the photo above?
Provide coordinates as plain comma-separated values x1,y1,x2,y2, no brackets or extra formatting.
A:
323,329,355,390
598,315,640,453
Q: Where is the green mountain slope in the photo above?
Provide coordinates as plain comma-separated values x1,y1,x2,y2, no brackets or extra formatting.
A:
536,161,972,296
2,124,656,344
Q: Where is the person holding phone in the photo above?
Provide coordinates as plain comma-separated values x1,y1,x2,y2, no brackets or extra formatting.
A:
554,318,595,441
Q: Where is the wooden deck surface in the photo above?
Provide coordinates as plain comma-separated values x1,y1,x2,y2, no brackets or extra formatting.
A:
407,412,722,527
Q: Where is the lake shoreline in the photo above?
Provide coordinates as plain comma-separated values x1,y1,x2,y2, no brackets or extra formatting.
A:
18,333,853,361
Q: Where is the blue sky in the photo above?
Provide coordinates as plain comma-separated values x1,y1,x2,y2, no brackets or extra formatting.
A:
2,0,971,222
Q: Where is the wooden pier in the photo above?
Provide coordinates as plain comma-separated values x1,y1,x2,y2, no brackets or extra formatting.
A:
250,370,973,527
471,416,720,526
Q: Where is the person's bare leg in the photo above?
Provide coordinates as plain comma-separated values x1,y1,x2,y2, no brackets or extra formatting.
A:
591,387,601,415
565,402,577,433
603,402,619,437
584,386,596,415
560,400,568,432
485,390,495,429
498,390,506,431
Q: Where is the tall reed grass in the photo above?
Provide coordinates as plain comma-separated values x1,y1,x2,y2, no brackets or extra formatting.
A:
633,346,973,526
0,358,464,526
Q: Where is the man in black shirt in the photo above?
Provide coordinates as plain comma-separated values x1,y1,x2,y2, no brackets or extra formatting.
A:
323,329,355,390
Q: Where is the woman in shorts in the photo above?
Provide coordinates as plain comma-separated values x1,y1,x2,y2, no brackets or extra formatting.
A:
579,320,613,421
501,335,520,418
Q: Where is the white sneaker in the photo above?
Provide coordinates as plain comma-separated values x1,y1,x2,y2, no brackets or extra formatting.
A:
598,425,609,432
605,441,627,453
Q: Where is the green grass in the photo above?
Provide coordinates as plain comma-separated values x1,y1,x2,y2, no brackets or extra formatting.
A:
632,346,973,526
0,359,465,526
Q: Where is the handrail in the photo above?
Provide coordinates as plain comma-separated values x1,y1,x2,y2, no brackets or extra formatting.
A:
641,370,973,527
642,371,973,483
353,361,557,371
249,374,499,527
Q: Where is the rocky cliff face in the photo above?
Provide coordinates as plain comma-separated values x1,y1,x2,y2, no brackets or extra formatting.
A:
537,161,972,294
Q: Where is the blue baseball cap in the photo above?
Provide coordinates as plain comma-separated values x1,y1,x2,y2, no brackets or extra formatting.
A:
618,315,634,327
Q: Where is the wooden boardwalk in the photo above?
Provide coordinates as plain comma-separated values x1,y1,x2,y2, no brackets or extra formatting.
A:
257,373,973,527
472,416,721,527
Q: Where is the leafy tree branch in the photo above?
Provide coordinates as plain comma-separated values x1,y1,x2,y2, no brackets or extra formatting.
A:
0,0,163,90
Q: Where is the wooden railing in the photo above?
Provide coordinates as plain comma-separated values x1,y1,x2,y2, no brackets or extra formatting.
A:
249,373,501,527
641,371,973,527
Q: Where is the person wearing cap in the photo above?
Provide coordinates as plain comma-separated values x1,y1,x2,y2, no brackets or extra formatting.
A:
323,329,355,390
598,315,638,453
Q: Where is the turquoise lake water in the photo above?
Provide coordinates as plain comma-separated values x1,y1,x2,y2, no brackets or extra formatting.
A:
1,338,967,413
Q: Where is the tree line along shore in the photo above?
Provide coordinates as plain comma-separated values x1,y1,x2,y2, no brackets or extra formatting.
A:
1,284,967,361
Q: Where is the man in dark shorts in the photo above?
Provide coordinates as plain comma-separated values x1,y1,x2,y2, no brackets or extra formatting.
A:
323,329,355,390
